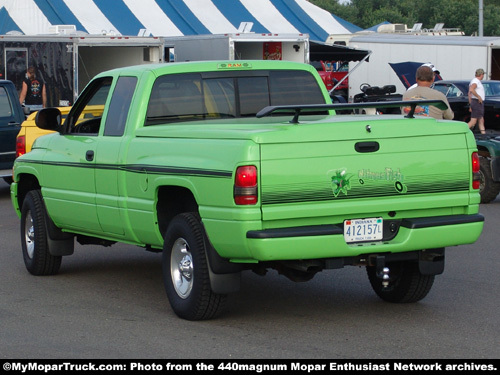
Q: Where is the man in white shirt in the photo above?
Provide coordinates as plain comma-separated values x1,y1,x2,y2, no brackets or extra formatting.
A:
468,68,486,134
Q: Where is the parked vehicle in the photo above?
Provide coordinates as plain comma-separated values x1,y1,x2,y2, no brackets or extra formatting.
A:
11,60,484,320
0,80,29,183
475,133,500,203
311,60,349,98
432,80,500,129
16,108,63,157
15,106,105,157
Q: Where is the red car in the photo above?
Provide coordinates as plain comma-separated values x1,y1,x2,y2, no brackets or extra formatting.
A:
311,60,349,98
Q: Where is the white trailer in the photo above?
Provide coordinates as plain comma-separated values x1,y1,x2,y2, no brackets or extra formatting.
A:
345,34,500,97
165,33,309,63
0,33,164,106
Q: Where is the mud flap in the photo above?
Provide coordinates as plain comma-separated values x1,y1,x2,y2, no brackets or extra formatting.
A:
45,210,74,256
208,267,241,294
204,235,242,294
418,248,445,275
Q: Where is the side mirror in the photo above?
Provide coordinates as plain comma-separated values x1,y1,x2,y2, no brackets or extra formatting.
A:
35,108,62,132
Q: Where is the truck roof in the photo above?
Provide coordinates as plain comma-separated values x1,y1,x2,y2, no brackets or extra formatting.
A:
97,60,318,77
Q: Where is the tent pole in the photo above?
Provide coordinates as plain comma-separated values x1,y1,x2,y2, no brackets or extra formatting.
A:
329,51,372,94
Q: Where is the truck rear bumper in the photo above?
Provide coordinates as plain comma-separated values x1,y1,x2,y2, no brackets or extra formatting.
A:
244,214,484,261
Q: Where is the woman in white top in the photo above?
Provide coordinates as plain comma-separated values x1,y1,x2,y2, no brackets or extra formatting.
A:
468,68,486,134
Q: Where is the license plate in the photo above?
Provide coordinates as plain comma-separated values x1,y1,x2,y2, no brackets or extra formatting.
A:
344,217,383,243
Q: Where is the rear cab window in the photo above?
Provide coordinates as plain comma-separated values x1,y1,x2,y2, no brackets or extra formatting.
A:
145,70,326,125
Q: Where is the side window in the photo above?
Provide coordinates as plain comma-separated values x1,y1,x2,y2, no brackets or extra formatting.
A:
65,77,112,135
489,83,500,95
0,87,13,118
104,76,137,136
433,84,449,96
483,83,500,96
447,85,463,97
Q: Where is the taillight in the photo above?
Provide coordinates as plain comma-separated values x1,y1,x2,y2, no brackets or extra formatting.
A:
16,135,26,158
472,152,480,190
234,165,257,205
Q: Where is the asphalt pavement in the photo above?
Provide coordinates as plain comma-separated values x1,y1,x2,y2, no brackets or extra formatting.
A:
0,179,499,359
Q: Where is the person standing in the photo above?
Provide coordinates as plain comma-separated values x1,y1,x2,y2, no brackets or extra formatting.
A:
468,68,486,134
402,65,454,120
19,66,47,110
407,63,440,91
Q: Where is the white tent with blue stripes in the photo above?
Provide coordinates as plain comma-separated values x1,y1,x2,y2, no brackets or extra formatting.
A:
0,0,361,41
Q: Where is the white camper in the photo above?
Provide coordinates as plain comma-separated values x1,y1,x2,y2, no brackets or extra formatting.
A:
1,33,164,106
165,33,309,63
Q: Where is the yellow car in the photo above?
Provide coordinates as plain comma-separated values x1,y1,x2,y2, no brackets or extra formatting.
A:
16,105,104,157
16,107,69,157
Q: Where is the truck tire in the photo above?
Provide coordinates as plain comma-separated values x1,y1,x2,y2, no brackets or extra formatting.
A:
366,261,434,303
162,212,227,320
479,156,500,203
20,190,62,275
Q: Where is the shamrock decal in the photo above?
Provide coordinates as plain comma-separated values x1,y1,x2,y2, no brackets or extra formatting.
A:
331,170,352,197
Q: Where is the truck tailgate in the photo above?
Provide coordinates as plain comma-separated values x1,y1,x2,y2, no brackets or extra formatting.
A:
258,119,473,222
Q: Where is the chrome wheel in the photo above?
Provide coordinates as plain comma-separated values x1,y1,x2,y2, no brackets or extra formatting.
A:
170,238,194,299
24,211,35,259
163,213,227,320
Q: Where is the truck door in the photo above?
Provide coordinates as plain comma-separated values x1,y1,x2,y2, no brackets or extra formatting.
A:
0,84,22,174
94,76,138,235
41,77,111,233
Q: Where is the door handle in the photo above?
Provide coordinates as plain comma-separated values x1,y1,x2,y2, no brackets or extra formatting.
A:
355,141,380,153
86,150,94,161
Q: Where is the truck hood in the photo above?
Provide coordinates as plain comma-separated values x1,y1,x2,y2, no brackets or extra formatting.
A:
389,61,443,89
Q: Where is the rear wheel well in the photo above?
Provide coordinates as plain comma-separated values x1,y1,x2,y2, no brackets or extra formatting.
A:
156,186,198,236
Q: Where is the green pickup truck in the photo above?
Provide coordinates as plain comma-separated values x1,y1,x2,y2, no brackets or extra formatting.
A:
11,60,484,320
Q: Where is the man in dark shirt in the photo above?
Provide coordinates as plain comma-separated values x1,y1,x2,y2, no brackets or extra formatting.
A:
19,66,47,110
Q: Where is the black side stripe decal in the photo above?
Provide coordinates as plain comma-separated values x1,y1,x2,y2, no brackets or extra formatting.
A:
17,159,232,178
